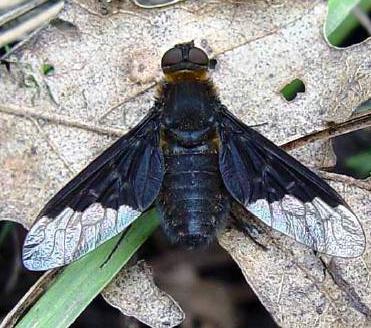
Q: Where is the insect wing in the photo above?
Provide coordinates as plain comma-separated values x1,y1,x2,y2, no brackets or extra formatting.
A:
217,108,365,257
23,112,164,270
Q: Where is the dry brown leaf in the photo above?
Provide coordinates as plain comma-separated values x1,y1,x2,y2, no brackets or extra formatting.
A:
102,261,185,328
0,0,370,327
1,0,370,225
218,174,371,328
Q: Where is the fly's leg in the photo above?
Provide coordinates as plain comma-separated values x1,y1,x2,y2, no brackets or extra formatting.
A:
248,122,268,128
99,229,128,268
230,212,268,251
98,0,111,15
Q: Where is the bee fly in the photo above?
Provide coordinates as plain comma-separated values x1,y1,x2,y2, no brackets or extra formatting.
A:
23,41,365,270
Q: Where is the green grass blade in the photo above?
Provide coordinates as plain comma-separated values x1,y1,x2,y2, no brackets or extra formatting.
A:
326,0,371,46
16,209,160,328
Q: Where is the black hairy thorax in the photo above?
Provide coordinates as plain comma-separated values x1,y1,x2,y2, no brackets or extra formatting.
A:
157,77,230,248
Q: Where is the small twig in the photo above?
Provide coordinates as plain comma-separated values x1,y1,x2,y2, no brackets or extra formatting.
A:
2,104,370,155
100,231,127,268
281,111,371,152
213,0,320,56
29,116,75,175
0,269,59,328
319,171,371,192
97,82,156,122
326,260,371,317
0,103,124,137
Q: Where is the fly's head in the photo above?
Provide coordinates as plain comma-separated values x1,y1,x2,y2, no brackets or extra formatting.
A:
161,41,217,81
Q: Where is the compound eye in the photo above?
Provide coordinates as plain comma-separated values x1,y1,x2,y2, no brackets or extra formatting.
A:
188,48,208,66
161,48,183,68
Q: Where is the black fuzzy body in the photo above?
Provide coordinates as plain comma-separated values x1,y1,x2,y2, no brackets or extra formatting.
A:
157,77,230,248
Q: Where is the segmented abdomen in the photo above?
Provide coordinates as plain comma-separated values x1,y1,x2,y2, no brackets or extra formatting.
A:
157,146,230,248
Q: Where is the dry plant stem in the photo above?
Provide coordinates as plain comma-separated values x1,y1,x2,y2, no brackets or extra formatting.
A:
281,111,371,151
96,82,157,122
319,171,371,192
0,269,59,328
0,103,124,137
1,105,370,148
212,0,319,56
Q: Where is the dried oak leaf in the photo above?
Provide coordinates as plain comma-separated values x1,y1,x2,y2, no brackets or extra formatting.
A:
0,0,370,327
219,175,371,328
102,260,185,328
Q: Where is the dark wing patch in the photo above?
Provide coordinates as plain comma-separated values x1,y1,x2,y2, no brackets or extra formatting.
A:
217,107,365,257
23,112,164,270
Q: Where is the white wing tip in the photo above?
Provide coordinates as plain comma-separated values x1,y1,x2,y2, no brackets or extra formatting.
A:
22,203,143,270
246,197,366,258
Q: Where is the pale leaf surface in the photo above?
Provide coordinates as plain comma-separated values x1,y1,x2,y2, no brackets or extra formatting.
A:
219,175,371,327
102,261,185,328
